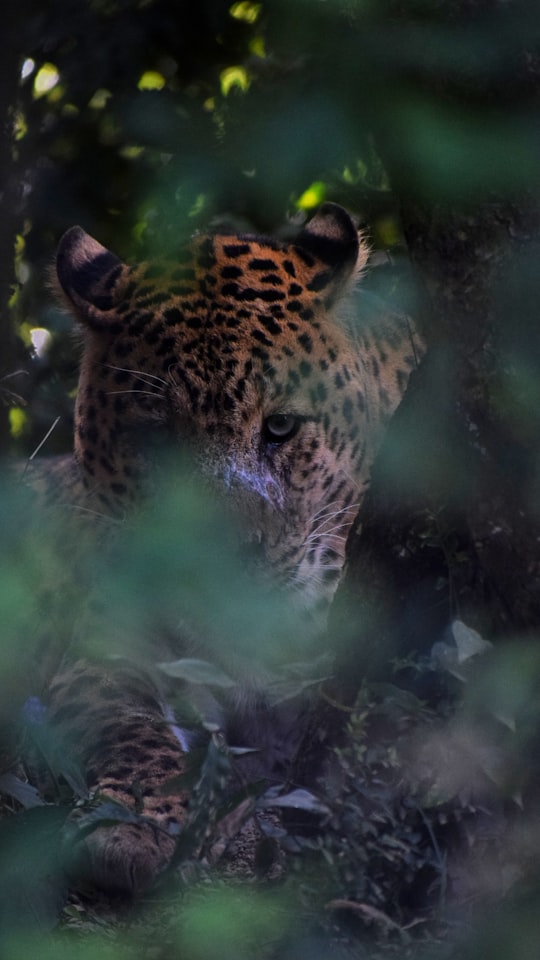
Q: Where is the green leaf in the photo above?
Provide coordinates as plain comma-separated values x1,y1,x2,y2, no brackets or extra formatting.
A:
259,787,330,816
0,773,45,810
158,658,236,688
451,619,492,663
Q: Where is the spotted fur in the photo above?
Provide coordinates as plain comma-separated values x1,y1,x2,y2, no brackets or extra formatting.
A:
28,204,422,894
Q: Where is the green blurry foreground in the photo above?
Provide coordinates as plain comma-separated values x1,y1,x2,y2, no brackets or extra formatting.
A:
3,461,540,958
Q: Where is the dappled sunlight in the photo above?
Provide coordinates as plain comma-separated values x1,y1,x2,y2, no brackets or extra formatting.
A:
32,62,60,99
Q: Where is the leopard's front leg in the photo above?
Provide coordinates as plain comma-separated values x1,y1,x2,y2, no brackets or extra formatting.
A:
45,659,190,896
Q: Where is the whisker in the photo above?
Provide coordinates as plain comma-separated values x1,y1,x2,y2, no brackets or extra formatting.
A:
309,499,349,523
166,365,178,385
71,504,124,525
28,417,62,462
20,417,62,481
105,389,167,399
306,505,360,542
340,467,364,493
304,531,348,547
305,519,350,540
105,364,169,389
308,500,361,526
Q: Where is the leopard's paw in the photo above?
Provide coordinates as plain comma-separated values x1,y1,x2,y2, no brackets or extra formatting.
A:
70,821,176,896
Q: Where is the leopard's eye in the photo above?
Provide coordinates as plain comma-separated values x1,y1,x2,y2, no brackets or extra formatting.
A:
263,413,300,444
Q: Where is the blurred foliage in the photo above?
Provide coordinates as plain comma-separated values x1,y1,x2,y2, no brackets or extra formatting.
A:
2,464,540,957
2,0,540,957
4,0,538,455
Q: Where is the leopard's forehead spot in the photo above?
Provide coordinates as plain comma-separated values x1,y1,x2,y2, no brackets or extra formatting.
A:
104,239,353,417
120,237,333,358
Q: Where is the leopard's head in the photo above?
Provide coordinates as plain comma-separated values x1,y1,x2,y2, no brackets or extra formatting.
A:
56,204,420,612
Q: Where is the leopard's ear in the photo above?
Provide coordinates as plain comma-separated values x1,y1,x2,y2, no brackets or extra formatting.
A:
295,203,369,302
56,226,127,329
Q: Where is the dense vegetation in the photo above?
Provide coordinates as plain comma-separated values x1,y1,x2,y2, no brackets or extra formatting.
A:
2,1,540,957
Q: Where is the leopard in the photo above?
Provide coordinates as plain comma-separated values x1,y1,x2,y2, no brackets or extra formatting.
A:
20,203,423,896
